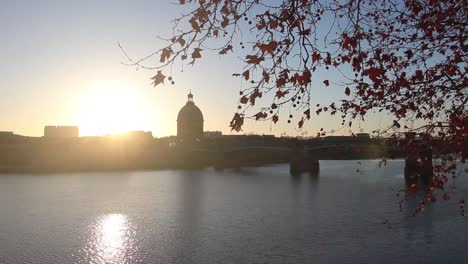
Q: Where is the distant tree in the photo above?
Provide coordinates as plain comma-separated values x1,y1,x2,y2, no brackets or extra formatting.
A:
121,0,467,212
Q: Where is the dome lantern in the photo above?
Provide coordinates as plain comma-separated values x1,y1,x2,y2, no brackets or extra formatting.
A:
187,90,194,102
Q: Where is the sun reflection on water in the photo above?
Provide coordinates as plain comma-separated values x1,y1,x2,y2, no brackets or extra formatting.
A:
83,214,138,264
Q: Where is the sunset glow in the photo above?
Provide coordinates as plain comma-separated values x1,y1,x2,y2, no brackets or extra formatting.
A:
78,85,151,136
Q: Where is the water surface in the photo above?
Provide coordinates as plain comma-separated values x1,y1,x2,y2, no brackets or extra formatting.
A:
0,160,467,263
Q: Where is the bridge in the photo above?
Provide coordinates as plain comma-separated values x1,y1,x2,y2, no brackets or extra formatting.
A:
180,143,386,175
182,142,432,180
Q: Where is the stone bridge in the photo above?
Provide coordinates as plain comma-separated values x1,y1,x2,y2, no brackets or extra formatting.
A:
185,144,385,175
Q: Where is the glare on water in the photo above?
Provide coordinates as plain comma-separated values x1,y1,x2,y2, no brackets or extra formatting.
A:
86,214,138,264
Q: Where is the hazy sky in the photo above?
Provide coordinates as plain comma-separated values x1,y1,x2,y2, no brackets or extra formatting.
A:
0,0,391,137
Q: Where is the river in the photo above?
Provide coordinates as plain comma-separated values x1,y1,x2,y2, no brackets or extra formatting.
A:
0,160,467,264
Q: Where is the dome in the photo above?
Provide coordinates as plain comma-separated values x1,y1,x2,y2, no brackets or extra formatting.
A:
177,92,204,141
177,102,203,123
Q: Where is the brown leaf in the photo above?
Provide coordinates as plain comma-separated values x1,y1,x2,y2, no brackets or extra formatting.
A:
298,118,304,128
299,28,311,36
240,96,248,104
177,37,186,47
242,70,250,81
160,48,172,63
258,41,278,55
246,55,264,64
192,48,202,59
272,115,279,124
230,113,244,132
190,17,201,32
151,71,166,87
219,45,233,55
262,70,270,83
276,90,288,99
312,52,321,63
345,87,350,96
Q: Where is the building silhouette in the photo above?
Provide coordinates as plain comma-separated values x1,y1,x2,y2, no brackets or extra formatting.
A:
177,92,204,141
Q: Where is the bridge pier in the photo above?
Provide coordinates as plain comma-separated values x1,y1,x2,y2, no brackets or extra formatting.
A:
404,146,433,184
289,150,319,176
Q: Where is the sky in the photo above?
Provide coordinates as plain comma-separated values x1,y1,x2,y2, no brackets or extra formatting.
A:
0,0,392,138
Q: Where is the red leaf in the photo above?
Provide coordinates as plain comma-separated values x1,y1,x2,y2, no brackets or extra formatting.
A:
246,55,264,64
262,70,270,83
219,44,233,55
345,87,351,96
230,113,244,132
269,20,278,29
254,112,267,120
363,67,385,82
242,70,250,81
258,41,278,55
276,90,287,99
299,28,311,36
312,52,321,63
298,118,304,128
272,115,279,124
276,77,286,88
240,96,248,104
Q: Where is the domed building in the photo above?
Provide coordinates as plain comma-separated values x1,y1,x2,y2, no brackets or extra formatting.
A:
177,92,204,141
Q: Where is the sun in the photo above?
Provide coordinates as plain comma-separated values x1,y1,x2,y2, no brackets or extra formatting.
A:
78,85,151,136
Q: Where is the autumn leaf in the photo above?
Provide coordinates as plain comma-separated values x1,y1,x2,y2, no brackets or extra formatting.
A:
151,71,166,87
246,55,264,64
345,87,351,96
276,90,287,99
242,70,250,80
221,16,229,28
219,44,233,55
240,96,248,104
230,113,244,132
272,115,279,124
160,48,172,63
299,28,311,36
312,52,321,63
250,89,261,105
189,17,201,32
191,48,202,61
298,118,304,128
269,20,278,29
177,37,186,47
363,67,385,82
258,41,278,55
254,112,267,120
262,70,270,83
